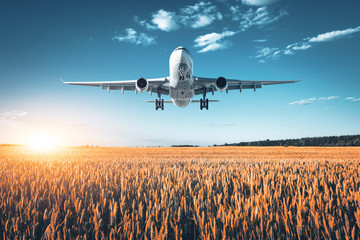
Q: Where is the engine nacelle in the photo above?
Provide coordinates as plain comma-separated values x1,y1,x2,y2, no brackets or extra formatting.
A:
215,77,228,92
136,78,149,93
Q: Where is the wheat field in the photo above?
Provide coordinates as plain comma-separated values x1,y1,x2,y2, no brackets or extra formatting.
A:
0,146,360,239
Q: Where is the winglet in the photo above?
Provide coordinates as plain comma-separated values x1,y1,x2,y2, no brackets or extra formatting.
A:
60,78,65,83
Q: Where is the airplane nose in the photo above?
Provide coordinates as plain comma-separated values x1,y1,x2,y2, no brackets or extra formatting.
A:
180,50,189,62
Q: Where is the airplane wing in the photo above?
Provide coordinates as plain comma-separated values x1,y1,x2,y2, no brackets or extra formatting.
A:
61,77,170,95
193,77,300,95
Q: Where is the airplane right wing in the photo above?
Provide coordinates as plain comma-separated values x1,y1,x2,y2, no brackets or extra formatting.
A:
61,77,170,95
193,77,300,95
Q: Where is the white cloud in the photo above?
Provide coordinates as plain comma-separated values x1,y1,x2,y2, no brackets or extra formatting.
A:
208,122,236,127
238,6,288,31
308,26,360,43
254,39,267,42
289,98,316,105
128,2,287,51
150,9,179,32
242,0,282,6
255,26,360,61
192,15,215,28
112,28,155,46
222,122,236,127
181,1,212,15
194,31,236,53
0,111,28,120
318,96,339,101
289,96,339,105
180,2,223,29
346,97,360,102
255,47,280,59
229,6,241,21
136,2,222,31
284,42,312,55
136,16,157,30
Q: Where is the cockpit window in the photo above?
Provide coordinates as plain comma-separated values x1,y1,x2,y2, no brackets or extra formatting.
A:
174,47,192,58
175,47,190,53
178,63,192,81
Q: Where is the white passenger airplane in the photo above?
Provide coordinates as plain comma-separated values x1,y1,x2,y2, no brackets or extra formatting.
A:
62,46,299,110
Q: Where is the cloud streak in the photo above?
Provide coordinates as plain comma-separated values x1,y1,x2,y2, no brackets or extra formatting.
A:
318,96,339,101
179,2,223,29
239,6,287,31
229,5,287,31
118,1,289,52
0,111,28,120
308,26,360,43
148,9,180,32
112,28,155,46
289,98,317,105
255,47,281,59
194,31,236,53
289,96,339,105
194,4,287,53
255,26,360,61
254,39,267,42
242,0,282,6
137,2,222,31
346,97,360,102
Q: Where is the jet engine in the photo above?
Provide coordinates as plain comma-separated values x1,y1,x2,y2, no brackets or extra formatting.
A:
215,77,228,92
136,78,149,93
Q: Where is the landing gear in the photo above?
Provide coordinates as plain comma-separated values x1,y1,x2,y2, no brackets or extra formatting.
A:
200,97,209,110
155,99,164,110
155,90,164,111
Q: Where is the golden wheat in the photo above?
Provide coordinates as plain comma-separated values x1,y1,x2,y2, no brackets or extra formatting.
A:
0,146,359,239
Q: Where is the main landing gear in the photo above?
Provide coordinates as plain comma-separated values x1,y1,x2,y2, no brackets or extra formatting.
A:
155,98,164,110
200,92,209,110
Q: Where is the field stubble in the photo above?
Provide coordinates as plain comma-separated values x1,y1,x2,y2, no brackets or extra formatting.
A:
1,146,360,239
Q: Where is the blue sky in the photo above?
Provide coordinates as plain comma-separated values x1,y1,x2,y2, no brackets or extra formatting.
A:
0,0,359,146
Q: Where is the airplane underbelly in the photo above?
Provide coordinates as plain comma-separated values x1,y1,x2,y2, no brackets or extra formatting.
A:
169,80,194,99
172,99,191,107
169,82,194,107
170,87,194,99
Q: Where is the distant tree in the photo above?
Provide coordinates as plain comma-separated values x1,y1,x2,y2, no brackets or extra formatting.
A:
219,135,360,147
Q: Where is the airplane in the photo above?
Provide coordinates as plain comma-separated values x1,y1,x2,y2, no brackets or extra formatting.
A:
62,46,299,110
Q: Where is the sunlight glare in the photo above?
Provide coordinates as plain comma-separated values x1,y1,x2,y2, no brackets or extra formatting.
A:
25,133,61,152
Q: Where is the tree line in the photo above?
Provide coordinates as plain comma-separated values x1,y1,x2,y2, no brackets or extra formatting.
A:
216,134,360,147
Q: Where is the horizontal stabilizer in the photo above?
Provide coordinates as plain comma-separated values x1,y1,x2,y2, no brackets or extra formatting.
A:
145,100,173,103
191,100,219,103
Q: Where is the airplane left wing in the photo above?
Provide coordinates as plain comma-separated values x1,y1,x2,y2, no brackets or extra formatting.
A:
61,77,170,95
193,77,300,95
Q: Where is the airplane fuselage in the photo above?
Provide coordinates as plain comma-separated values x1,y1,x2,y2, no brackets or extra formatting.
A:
169,47,195,107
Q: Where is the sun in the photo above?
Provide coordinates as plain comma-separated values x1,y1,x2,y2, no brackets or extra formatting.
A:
25,133,61,152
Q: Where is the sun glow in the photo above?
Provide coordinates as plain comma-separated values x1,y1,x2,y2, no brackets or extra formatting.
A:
25,133,62,152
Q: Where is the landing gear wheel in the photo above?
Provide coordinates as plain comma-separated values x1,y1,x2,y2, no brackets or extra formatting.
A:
155,99,164,110
200,98,209,110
